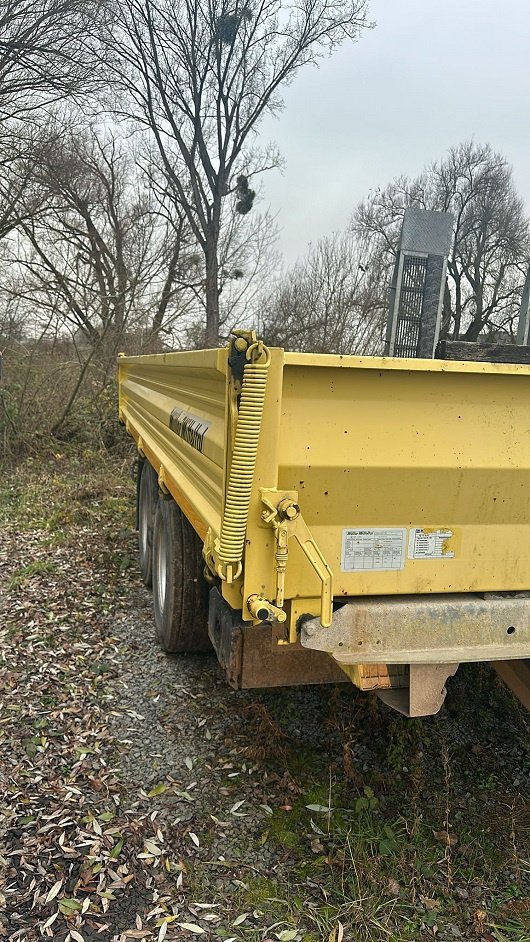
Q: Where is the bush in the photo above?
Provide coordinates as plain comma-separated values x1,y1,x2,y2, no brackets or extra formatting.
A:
0,335,131,462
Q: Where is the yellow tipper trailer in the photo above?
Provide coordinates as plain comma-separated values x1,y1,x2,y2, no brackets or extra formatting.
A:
118,331,530,716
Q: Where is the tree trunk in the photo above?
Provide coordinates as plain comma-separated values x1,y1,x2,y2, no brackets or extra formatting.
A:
204,240,220,347
463,317,484,342
439,278,452,339
152,237,182,338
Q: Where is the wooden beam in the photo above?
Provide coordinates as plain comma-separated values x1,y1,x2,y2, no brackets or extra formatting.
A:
436,340,530,364
492,660,530,710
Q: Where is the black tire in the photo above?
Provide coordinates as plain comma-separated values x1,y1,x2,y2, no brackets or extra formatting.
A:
152,495,211,653
138,460,159,587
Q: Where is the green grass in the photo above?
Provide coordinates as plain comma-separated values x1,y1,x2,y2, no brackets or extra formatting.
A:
207,675,530,940
0,448,136,583
7,559,58,590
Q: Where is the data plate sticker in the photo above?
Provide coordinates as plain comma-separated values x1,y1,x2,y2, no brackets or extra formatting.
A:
341,528,406,572
408,528,455,559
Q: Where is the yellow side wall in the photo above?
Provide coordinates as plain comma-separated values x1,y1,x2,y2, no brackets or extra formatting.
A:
118,349,227,540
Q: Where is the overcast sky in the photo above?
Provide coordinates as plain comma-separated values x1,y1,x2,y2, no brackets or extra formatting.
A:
259,0,530,264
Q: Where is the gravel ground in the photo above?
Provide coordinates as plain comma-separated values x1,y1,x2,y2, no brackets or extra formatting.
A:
105,584,354,874
106,585,281,864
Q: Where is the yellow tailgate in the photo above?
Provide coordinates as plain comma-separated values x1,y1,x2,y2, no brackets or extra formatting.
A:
273,353,530,597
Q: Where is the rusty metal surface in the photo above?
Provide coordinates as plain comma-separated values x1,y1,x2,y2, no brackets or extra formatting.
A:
239,629,347,689
208,588,346,689
301,594,530,664
492,659,530,710
207,587,244,689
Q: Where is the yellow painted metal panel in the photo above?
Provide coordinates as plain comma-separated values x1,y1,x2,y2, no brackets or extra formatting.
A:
118,349,227,540
284,351,530,376
275,359,530,596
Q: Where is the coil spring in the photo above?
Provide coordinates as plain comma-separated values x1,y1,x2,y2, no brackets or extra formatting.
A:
217,345,271,580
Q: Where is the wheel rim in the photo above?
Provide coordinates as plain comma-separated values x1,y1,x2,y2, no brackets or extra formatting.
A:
156,514,167,612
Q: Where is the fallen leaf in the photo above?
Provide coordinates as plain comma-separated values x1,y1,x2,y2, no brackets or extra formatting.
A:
230,800,245,813
433,830,458,847
387,878,400,896
144,840,162,856
45,879,63,904
420,896,438,911
147,783,169,798
58,898,83,915
110,837,124,859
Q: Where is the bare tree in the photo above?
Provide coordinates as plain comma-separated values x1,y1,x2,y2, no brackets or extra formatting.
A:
353,142,530,341
217,203,280,330
1,121,198,349
0,120,201,449
0,0,107,248
259,230,385,354
106,0,370,344
0,129,43,241
0,0,105,118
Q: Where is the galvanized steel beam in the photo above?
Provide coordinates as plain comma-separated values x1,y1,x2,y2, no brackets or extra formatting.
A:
301,594,530,664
